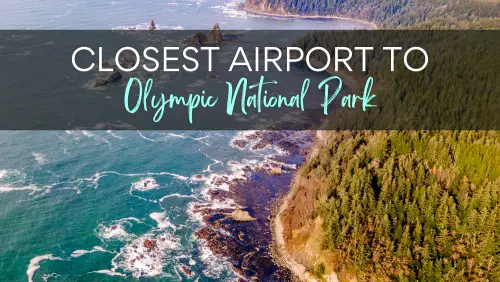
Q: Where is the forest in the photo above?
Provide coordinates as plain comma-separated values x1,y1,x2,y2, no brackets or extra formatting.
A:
283,131,500,280
262,0,500,281
245,0,500,28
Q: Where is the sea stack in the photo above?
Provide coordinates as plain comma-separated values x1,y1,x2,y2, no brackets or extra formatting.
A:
207,23,223,44
148,20,156,30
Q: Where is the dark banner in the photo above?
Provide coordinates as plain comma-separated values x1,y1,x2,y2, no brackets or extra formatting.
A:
0,30,498,129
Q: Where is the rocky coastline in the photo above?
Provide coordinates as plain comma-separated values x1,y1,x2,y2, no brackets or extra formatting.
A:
191,131,315,281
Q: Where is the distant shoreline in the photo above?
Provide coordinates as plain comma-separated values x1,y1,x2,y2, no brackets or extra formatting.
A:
243,6,378,30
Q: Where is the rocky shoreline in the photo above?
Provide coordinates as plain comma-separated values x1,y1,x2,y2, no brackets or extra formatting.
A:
191,131,315,281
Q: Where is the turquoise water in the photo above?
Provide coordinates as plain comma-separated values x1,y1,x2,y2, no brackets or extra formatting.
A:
0,1,370,281
0,131,261,281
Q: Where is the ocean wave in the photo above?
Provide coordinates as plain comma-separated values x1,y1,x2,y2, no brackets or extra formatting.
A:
198,241,233,279
106,130,124,139
0,169,24,180
115,232,180,278
89,269,126,277
209,1,248,19
111,23,184,30
131,177,159,192
96,218,142,242
0,184,48,194
32,152,47,165
63,130,111,144
150,212,177,230
70,246,110,258
27,254,63,282
79,170,188,190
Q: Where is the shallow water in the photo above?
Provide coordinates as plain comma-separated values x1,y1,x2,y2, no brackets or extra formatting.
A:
0,1,370,281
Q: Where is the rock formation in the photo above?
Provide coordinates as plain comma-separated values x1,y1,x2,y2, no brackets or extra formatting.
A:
94,68,122,87
143,239,156,250
180,265,192,276
148,20,156,30
230,209,256,222
207,23,223,44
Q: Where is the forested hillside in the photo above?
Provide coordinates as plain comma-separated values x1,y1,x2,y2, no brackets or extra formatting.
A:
260,1,500,281
245,0,500,28
282,131,500,281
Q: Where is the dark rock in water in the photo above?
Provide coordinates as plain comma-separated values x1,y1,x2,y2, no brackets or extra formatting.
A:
143,239,156,250
183,23,224,46
122,50,136,68
208,189,233,201
252,138,272,150
242,251,276,277
207,23,223,44
180,265,192,276
232,139,248,148
101,61,112,69
148,20,156,31
182,31,208,46
94,69,122,87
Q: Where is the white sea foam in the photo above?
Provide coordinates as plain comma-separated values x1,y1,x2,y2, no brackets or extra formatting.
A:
188,79,206,87
27,254,63,282
96,218,141,242
112,23,184,30
167,132,210,146
203,153,223,172
198,242,233,279
32,152,47,165
0,169,25,180
159,193,197,201
116,232,180,278
81,170,188,189
90,269,126,277
70,246,109,258
150,212,177,230
41,272,59,282
209,1,249,19
131,177,159,192
0,184,44,194
106,130,124,139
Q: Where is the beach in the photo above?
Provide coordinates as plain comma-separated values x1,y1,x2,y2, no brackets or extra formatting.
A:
243,5,377,30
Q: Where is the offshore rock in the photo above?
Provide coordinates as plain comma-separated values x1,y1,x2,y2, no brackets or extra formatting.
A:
94,68,122,87
148,20,156,30
180,264,193,276
207,23,223,44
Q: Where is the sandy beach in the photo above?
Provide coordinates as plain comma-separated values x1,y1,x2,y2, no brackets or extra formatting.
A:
244,6,378,30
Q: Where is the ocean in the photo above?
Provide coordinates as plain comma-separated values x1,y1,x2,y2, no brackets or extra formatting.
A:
0,1,370,281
